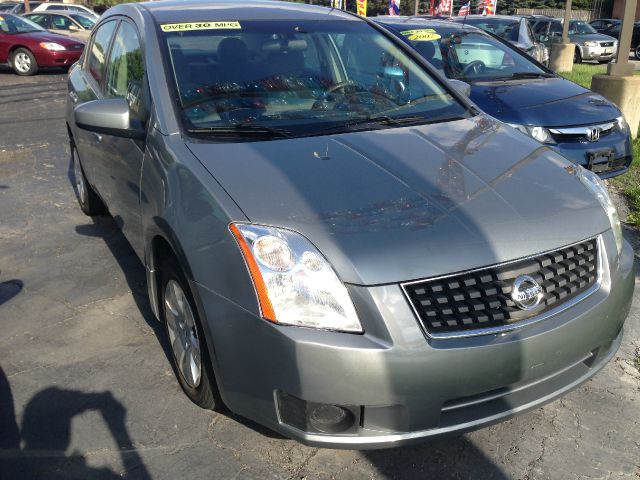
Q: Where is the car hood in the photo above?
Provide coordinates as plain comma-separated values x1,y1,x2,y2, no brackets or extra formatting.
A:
469,77,620,127
187,116,609,285
13,30,83,45
570,33,616,43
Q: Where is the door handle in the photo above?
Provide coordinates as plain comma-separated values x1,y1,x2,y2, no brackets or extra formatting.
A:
93,133,103,143
69,91,79,103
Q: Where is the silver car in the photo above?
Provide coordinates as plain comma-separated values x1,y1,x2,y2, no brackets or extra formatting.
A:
66,0,634,449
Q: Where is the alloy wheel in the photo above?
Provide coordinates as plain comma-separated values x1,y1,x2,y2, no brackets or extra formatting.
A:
14,52,31,73
73,149,86,206
164,279,202,388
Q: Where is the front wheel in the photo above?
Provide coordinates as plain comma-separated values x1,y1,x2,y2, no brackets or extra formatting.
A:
161,257,221,410
574,47,582,64
11,48,38,76
635,45,640,61
72,144,106,216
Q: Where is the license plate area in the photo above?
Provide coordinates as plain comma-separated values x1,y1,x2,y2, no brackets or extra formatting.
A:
588,149,614,173
604,48,612,54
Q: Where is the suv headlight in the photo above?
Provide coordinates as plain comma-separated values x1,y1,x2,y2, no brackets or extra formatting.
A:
616,115,630,134
583,41,599,47
230,224,362,332
578,167,623,254
509,124,556,144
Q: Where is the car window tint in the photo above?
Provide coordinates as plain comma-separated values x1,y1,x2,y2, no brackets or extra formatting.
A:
49,5,65,10
25,14,48,28
51,15,73,29
549,22,562,35
104,21,145,118
86,20,117,84
533,21,548,34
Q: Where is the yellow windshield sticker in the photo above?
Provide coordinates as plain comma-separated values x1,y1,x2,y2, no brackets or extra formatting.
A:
160,21,241,32
400,29,441,41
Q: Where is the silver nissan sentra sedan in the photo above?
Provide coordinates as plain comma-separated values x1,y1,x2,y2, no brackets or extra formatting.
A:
66,0,634,449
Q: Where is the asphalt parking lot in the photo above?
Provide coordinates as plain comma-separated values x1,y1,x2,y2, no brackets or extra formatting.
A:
0,70,639,480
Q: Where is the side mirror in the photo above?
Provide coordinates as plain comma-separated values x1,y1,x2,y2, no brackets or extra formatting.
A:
68,24,80,31
74,98,145,140
537,34,549,42
448,79,471,97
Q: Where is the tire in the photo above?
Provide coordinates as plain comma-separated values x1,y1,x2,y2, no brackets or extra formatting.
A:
598,60,610,64
160,256,221,410
71,144,106,216
574,47,582,64
635,45,640,61
11,48,38,76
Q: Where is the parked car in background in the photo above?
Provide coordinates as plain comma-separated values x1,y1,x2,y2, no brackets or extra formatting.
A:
601,21,640,60
375,16,632,178
24,12,95,41
32,2,98,20
590,18,620,33
0,1,43,14
453,15,548,65
0,13,84,74
67,0,634,449
532,18,618,63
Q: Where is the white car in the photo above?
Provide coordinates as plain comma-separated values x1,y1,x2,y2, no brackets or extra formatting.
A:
32,3,98,20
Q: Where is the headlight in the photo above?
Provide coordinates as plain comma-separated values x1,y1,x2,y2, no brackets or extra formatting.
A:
578,167,623,254
616,115,630,134
583,41,599,47
230,224,362,332
39,42,66,51
509,124,556,144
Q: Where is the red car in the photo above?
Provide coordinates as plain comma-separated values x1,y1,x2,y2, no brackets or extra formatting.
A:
0,13,84,75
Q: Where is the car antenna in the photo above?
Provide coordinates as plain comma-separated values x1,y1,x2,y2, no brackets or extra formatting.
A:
461,1,470,28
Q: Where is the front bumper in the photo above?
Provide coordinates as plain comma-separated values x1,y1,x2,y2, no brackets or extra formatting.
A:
548,129,632,179
196,231,634,449
33,49,82,68
579,44,617,61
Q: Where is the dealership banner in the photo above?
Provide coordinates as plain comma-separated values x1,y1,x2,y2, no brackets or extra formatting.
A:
357,0,367,16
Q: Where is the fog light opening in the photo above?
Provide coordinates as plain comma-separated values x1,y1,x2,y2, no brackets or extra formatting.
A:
309,404,355,434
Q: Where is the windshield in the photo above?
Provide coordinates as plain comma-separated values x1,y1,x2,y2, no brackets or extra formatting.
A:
161,20,468,138
0,5,16,12
0,14,45,33
464,18,520,42
385,24,548,82
569,21,597,35
70,14,95,29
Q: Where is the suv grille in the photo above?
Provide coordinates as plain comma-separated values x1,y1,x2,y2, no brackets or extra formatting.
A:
600,41,614,47
402,238,599,337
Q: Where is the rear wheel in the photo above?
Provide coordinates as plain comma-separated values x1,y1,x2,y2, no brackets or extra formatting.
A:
574,47,582,64
598,59,611,64
11,48,38,76
635,45,640,61
72,144,106,216
161,257,221,410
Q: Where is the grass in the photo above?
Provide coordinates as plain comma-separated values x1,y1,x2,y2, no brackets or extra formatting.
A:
559,63,640,226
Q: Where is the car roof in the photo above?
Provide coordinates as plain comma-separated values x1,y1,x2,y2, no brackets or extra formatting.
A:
130,0,359,24
374,15,464,28
458,14,522,21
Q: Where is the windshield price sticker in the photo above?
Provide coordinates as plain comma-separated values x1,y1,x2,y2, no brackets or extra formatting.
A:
160,21,241,32
400,29,441,41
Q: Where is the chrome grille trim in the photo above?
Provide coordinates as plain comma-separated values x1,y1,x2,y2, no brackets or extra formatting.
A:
401,235,604,340
548,122,616,136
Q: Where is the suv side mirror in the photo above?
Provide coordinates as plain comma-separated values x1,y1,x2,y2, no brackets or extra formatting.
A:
74,98,145,140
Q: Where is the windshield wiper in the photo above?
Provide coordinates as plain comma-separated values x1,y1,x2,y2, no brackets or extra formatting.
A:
491,72,555,81
317,114,427,135
187,124,292,138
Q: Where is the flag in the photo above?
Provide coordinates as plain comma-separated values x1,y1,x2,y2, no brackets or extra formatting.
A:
389,0,400,15
458,1,470,16
356,0,367,16
483,0,496,15
437,0,452,14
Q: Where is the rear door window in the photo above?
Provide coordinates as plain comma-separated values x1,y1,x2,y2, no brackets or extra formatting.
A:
86,20,117,84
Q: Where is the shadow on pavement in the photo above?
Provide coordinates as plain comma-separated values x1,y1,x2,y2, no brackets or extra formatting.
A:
0,367,152,479
0,278,22,306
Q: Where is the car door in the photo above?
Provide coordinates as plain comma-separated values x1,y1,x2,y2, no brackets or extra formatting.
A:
0,16,11,63
98,19,147,256
69,19,117,199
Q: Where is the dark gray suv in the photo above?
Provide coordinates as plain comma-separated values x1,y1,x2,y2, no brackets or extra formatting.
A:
66,0,634,449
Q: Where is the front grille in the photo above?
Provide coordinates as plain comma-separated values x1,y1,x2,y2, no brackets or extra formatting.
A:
600,41,614,47
70,44,84,50
402,238,599,336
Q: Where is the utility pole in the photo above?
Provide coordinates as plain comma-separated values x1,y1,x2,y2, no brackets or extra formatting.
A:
591,0,640,139
561,0,572,44
414,0,419,16
23,0,30,13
